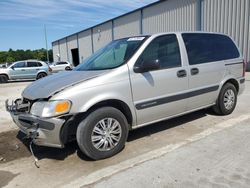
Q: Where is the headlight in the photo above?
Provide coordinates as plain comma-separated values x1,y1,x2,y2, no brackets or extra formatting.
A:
30,100,71,117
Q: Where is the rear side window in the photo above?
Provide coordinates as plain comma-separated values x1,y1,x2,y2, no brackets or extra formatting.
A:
182,33,240,65
57,62,67,65
27,62,38,67
136,34,181,69
37,62,43,67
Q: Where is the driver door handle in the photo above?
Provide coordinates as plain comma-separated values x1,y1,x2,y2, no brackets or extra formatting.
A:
177,70,187,78
21,69,25,71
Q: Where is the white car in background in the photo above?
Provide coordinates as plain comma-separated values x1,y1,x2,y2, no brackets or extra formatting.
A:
50,61,72,73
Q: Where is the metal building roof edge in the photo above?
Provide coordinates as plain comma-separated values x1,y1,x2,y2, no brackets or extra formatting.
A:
52,0,165,44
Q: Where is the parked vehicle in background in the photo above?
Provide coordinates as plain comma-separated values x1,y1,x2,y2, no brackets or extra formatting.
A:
0,60,51,83
6,32,245,160
50,61,72,73
0,62,12,68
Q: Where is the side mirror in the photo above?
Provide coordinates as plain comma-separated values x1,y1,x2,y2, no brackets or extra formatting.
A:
11,66,15,70
134,59,160,73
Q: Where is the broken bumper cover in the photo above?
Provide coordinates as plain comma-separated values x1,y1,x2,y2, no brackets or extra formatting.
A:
6,99,66,148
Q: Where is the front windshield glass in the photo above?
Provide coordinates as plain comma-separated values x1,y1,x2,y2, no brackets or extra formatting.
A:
75,36,147,71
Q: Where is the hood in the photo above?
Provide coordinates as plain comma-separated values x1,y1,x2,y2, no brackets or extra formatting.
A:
22,70,109,100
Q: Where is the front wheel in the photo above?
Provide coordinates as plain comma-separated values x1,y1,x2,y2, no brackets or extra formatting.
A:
0,75,8,83
76,107,129,160
212,83,237,115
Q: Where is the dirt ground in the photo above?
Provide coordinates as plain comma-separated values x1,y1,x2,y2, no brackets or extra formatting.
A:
0,131,30,163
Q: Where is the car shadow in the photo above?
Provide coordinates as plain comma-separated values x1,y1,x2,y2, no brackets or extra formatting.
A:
128,109,207,142
7,80,34,83
16,132,93,161
16,109,209,161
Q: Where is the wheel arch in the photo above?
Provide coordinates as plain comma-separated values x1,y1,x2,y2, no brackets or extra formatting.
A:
86,99,133,127
37,70,47,75
60,99,134,145
220,77,239,93
0,73,9,80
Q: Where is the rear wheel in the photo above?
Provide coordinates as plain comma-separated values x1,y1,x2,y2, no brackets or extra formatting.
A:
0,75,8,83
212,83,237,115
76,107,129,160
65,66,71,71
36,72,47,80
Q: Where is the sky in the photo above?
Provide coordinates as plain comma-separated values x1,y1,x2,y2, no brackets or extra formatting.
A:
0,0,157,51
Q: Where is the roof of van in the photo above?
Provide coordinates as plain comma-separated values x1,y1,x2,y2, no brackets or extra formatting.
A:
150,31,228,36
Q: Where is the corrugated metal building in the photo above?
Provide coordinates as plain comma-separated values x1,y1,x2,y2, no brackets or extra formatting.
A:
52,0,250,69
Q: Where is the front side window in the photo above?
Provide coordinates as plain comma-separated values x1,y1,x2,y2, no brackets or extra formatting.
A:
75,37,148,71
135,34,181,70
182,33,240,65
12,62,26,68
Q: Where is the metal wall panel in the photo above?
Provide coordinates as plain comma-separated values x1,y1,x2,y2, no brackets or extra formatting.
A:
78,29,92,62
92,21,112,52
67,34,78,64
113,11,141,39
142,0,197,34
52,42,59,62
202,0,250,65
58,39,68,62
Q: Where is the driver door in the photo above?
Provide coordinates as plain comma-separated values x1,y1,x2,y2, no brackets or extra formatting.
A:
9,61,27,79
129,34,189,126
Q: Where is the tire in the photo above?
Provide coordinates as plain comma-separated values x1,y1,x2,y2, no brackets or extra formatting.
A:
212,83,237,115
0,75,8,83
36,72,47,80
76,107,129,160
65,66,71,71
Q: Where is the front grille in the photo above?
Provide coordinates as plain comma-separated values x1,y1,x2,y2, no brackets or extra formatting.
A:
16,98,33,113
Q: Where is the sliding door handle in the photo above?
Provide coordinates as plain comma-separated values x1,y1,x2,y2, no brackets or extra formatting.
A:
191,68,199,75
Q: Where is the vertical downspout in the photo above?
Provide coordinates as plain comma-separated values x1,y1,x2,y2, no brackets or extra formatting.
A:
140,9,143,34
66,37,69,62
76,33,80,64
58,41,60,61
196,0,202,31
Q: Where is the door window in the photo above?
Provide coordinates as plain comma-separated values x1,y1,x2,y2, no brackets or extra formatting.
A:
136,34,181,70
27,62,38,67
12,62,26,68
57,62,67,65
37,62,43,67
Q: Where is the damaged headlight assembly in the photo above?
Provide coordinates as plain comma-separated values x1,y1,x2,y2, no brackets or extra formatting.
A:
30,100,72,118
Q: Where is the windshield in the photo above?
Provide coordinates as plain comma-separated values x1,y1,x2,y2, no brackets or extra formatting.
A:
75,36,148,71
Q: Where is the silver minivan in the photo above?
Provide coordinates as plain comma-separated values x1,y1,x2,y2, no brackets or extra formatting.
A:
6,32,245,160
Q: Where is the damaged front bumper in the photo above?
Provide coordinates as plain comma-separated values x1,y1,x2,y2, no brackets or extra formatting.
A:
5,99,66,148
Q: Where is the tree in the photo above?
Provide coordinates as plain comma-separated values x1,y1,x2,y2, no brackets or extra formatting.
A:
6,56,15,63
0,48,53,64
